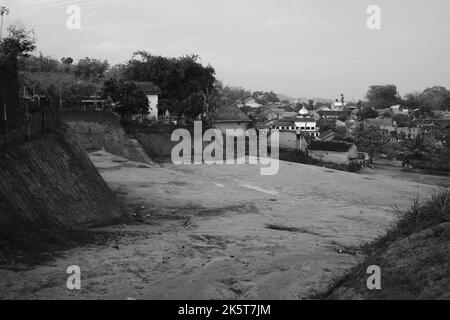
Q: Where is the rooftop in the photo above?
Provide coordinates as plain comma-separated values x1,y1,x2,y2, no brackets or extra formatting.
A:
212,105,251,122
308,140,355,152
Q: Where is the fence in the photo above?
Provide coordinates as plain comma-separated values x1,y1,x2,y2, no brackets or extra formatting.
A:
0,101,59,148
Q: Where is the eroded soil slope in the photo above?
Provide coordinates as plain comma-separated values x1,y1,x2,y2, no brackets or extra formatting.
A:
0,152,438,299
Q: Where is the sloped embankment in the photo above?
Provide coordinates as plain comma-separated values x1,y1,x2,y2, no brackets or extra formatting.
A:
324,190,450,300
61,110,152,164
0,127,128,243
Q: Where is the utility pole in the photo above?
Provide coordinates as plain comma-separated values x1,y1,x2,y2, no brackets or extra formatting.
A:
0,6,10,40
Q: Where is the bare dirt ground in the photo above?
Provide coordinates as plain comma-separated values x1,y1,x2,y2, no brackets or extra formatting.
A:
0,151,442,300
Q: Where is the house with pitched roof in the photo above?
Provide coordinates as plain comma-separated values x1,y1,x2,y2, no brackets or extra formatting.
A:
308,141,358,165
134,82,161,120
212,105,252,134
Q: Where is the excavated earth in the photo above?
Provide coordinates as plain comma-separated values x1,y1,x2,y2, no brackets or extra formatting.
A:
0,151,444,300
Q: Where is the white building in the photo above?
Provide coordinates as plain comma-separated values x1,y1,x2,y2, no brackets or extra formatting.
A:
243,97,263,109
147,94,159,120
272,106,319,138
331,101,346,111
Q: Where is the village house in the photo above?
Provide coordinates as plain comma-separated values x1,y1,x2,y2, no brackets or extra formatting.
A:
308,140,358,165
257,108,278,123
390,105,409,116
434,110,450,120
135,82,161,121
80,95,105,111
271,106,320,138
269,130,308,152
212,105,252,135
366,118,394,130
366,118,422,139
318,108,343,120
319,129,337,141
331,100,346,111
243,97,263,109
266,104,297,119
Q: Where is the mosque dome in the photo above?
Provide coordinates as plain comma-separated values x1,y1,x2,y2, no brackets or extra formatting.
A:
299,106,309,116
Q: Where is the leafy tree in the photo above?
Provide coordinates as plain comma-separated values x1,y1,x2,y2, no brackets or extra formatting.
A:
392,114,410,127
0,24,35,58
422,86,450,111
335,126,348,140
175,92,205,119
102,78,148,119
254,91,280,105
122,51,216,117
75,57,109,79
354,126,390,163
356,99,363,110
218,83,252,105
61,57,73,65
0,24,36,119
20,71,101,109
338,109,352,122
366,85,400,109
356,106,379,120
400,134,434,166
18,52,59,72
402,86,450,114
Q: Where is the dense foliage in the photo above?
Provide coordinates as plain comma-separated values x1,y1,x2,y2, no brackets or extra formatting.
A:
121,51,216,118
1,24,36,119
366,85,401,109
102,78,149,118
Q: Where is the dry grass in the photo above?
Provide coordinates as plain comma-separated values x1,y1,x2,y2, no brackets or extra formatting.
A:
361,189,450,253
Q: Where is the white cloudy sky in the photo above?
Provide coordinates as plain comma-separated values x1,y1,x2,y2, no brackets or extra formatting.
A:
3,0,450,99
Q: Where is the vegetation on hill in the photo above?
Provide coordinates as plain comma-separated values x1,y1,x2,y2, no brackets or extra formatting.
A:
321,190,450,300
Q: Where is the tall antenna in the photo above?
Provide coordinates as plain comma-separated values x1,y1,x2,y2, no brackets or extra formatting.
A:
0,6,10,40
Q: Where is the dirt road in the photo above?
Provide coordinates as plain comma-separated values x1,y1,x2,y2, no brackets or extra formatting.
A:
0,151,438,299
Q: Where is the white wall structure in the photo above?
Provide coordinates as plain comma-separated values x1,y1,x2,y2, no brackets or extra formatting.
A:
147,95,159,120
213,121,250,135
272,106,320,138
309,145,358,165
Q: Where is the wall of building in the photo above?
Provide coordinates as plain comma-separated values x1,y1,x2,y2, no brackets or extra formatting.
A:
275,131,307,151
213,122,250,135
147,95,159,120
309,149,352,165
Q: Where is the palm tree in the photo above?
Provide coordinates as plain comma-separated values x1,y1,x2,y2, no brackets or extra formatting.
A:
0,6,10,39
200,87,221,126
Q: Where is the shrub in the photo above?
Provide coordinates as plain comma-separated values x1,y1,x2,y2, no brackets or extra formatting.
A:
363,190,450,252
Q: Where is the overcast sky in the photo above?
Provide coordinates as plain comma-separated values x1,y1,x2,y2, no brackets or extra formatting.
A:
3,0,450,100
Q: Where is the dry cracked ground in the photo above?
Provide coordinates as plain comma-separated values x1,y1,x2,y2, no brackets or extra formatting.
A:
0,151,446,300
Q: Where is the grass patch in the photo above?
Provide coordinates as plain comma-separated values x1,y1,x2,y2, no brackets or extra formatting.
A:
314,189,450,299
361,189,450,253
